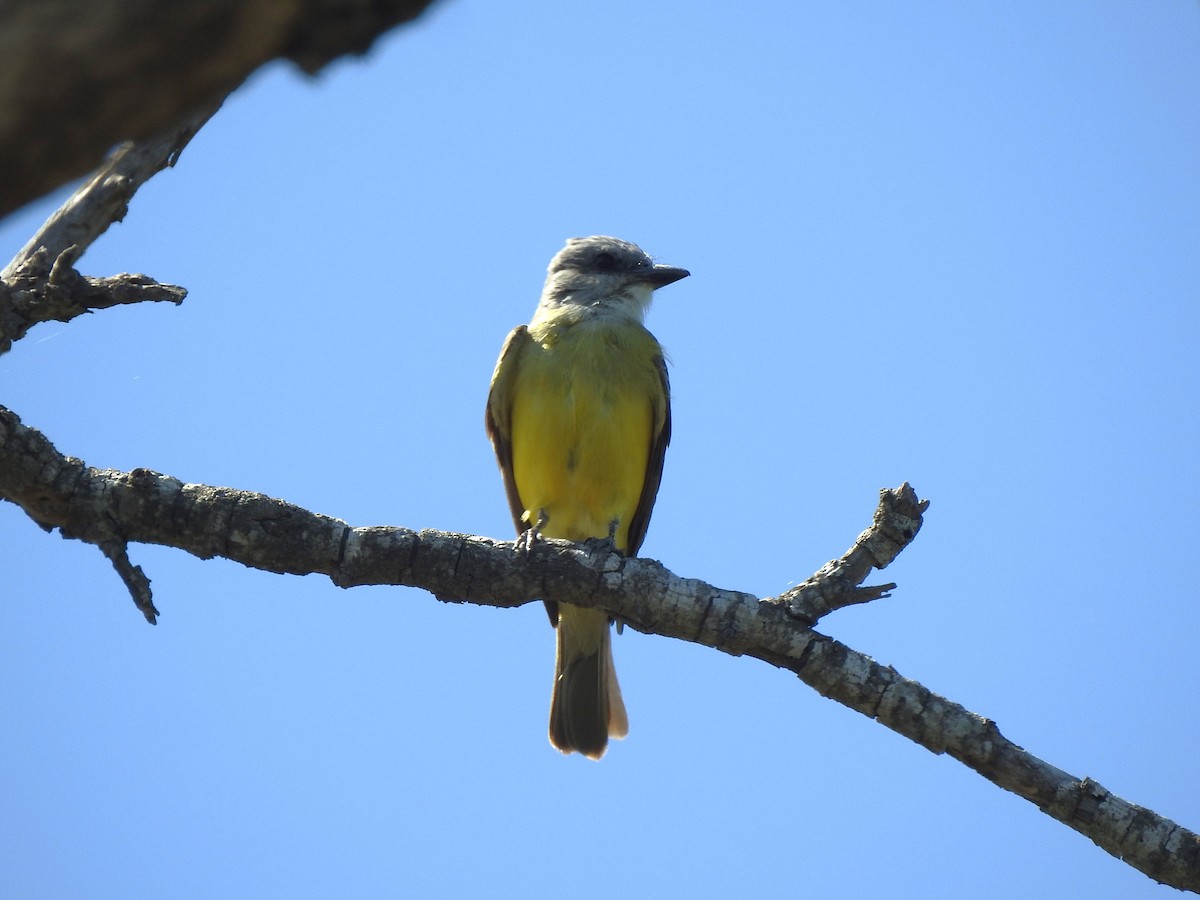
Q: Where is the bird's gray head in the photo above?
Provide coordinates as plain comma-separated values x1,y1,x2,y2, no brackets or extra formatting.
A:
535,236,689,323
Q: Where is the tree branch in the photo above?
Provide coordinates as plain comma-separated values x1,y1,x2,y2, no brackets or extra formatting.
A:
0,246,187,356
0,0,440,219
774,483,928,623
3,103,219,281
0,107,216,355
1,402,1197,892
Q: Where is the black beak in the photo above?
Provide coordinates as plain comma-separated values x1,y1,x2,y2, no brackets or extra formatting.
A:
644,265,690,289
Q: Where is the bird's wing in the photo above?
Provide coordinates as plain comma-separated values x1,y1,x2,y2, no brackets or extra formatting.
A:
484,324,532,537
625,353,671,556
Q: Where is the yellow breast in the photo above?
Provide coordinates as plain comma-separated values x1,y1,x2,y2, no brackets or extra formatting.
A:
510,319,662,550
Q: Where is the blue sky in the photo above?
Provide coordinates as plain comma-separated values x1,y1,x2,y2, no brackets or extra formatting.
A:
2,2,1198,897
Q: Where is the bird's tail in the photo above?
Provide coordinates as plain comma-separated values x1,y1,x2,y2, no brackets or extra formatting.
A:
548,604,627,760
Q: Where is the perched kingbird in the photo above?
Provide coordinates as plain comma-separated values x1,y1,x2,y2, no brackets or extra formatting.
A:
485,236,689,759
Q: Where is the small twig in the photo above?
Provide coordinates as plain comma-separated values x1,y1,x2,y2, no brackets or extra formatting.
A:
772,482,928,624
99,540,159,625
0,245,186,354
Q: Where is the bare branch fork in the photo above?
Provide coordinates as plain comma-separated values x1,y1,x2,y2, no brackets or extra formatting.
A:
0,105,218,355
2,135,1198,896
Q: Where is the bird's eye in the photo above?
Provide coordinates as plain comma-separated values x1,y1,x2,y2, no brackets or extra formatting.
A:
593,251,617,272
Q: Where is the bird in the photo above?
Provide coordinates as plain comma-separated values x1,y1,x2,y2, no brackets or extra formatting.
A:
485,235,689,759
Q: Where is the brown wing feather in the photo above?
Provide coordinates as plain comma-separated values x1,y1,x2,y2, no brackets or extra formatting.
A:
485,325,559,625
484,325,531,536
625,353,671,556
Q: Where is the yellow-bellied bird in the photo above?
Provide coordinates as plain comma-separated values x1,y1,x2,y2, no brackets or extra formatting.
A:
486,236,689,759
